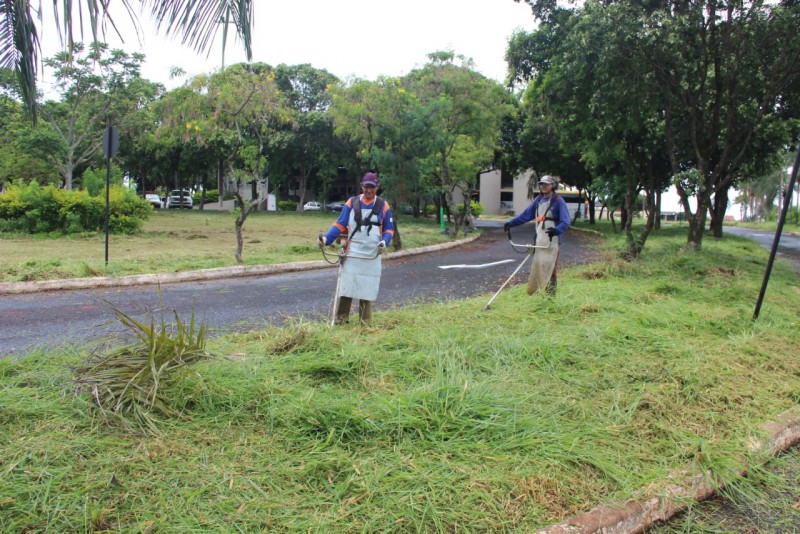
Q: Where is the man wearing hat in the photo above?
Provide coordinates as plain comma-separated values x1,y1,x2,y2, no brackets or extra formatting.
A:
319,172,395,323
503,175,570,295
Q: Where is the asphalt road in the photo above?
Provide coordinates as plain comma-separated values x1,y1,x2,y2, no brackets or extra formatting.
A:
0,221,599,356
721,225,800,275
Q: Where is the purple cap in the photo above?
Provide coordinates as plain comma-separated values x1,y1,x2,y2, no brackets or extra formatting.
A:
361,172,379,187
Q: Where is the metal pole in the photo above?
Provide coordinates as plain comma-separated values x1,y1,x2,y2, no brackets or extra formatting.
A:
330,262,343,327
753,146,800,320
483,252,533,310
104,155,110,265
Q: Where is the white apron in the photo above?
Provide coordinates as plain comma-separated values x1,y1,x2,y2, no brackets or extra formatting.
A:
339,201,383,301
527,200,559,294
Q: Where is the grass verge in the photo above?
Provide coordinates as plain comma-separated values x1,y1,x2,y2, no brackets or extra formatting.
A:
0,210,452,283
1,227,799,531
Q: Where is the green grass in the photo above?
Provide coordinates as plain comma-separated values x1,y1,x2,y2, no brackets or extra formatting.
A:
1,225,799,531
0,210,451,283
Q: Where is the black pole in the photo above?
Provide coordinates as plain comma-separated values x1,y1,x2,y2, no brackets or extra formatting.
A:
753,146,800,320
104,152,110,265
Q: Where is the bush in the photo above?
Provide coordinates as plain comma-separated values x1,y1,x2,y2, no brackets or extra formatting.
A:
0,182,150,234
193,190,220,204
459,201,484,218
278,200,298,212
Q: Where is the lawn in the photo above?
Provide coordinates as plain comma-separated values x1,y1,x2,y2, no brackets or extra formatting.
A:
0,209,452,283
1,225,799,531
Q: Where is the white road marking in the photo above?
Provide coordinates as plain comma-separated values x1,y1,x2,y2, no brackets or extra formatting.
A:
438,259,515,270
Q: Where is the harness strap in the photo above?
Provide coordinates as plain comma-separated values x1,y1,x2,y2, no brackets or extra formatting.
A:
351,196,385,237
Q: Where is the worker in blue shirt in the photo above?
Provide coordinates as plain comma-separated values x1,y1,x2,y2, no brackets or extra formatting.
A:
319,172,394,323
503,175,570,295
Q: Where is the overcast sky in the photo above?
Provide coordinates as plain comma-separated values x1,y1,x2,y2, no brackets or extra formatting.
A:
40,0,537,90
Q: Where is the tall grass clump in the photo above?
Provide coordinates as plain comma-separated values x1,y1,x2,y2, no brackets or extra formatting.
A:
72,303,210,433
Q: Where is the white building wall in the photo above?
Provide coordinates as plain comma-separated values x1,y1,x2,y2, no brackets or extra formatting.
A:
513,170,534,214
479,170,502,215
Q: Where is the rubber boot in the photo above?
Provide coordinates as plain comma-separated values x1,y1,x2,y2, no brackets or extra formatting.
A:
545,278,557,296
335,297,352,324
358,300,372,323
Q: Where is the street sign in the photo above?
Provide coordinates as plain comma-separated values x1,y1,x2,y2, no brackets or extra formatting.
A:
102,125,119,159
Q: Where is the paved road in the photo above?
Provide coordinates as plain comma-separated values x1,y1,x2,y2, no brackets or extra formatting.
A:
722,225,800,275
0,221,599,356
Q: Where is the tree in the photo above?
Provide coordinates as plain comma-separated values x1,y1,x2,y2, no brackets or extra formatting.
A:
39,42,156,189
329,76,433,223
405,51,514,238
634,0,800,248
269,64,339,210
512,0,800,252
0,95,61,189
0,0,254,119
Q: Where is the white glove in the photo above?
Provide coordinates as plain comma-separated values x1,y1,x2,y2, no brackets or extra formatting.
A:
377,240,387,250
318,236,327,247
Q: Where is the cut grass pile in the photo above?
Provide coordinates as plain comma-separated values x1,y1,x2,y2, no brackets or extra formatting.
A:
1,228,799,531
0,210,450,283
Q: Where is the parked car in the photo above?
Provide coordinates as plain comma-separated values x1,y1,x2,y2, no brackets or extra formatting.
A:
303,201,322,211
145,194,163,209
166,190,193,209
326,201,346,212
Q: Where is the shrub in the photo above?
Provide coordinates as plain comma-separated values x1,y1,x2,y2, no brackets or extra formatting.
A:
0,182,150,234
193,190,219,204
459,201,484,218
278,200,298,211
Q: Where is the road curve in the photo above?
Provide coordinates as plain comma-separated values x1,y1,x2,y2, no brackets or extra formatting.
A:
0,221,600,356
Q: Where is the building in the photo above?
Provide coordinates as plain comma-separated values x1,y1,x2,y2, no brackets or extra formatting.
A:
479,169,586,220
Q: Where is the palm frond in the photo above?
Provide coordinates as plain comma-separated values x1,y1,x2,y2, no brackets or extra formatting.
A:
0,0,40,119
141,0,253,61
73,301,211,434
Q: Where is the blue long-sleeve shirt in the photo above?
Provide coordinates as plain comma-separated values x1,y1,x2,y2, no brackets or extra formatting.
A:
507,194,571,243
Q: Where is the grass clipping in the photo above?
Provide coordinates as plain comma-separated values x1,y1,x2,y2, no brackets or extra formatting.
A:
72,303,210,433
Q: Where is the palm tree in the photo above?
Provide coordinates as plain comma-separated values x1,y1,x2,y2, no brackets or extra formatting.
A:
0,0,253,120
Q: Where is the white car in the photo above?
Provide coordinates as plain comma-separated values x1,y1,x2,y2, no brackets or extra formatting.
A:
166,190,193,209
145,194,163,209
303,201,322,211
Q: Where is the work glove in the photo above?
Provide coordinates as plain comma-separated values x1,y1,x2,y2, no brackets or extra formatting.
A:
377,240,387,252
546,227,557,239
503,222,511,234
318,234,327,248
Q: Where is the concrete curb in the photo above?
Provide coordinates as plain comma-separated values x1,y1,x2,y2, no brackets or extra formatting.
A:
0,234,481,295
537,406,800,533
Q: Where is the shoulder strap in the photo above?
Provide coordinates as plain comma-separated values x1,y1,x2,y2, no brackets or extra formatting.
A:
351,196,362,224
543,194,559,220
369,197,385,222
351,196,385,236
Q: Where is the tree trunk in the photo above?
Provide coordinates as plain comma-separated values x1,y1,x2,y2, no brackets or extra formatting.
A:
234,193,258,264
709,187,729,238
654,189,662,230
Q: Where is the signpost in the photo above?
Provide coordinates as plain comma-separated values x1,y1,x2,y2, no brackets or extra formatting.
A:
102,125,119,266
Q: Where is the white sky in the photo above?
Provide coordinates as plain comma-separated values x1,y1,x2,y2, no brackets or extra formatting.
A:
39,0,537,90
